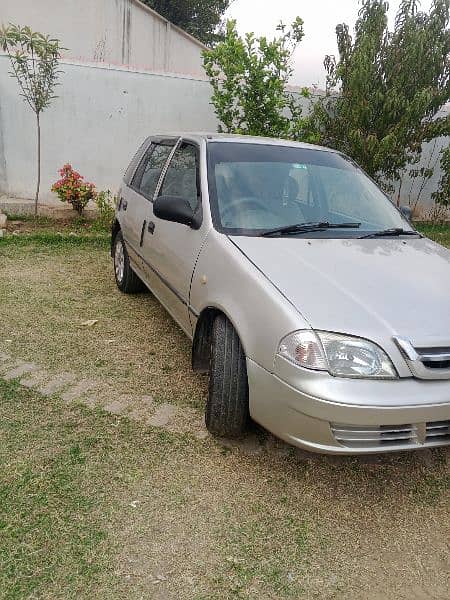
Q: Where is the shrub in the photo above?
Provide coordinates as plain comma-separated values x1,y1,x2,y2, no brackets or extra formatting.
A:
93,190,117,231
432,146,450,207
52,164,96,215
203,19,316,141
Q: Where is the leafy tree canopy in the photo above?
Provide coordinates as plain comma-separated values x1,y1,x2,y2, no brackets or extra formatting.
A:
203,19,315,141
142,0,230,45
312,0,450,194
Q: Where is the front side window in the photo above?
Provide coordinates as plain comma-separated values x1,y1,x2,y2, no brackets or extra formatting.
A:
207,142,413,237
158,143,200,211
133,143,174,200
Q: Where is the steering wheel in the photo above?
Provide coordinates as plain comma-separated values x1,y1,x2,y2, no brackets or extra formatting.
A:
221,196,271,221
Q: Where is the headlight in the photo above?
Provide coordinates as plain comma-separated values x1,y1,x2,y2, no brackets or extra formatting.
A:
278,330,397,379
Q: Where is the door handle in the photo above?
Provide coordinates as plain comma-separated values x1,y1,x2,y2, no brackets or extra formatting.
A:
148,221,155,234
120,198,128,211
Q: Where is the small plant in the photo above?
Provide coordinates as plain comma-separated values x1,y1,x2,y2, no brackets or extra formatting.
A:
425,201,450,225
93,190,117,231
0,24,64,215
51,164,96,215
432,146,450,208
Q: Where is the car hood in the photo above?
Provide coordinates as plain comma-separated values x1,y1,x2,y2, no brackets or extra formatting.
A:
230,236,450,347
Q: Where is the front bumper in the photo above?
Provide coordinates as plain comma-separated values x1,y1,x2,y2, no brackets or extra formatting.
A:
247,358,450,454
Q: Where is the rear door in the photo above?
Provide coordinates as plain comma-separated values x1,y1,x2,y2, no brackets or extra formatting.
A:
119,138,176,273
141,140,207,335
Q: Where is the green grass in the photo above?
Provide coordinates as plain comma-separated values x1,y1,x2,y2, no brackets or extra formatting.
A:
2,378,448,600
2,213,55,225
2,219,448,248
0,232,110,250
416,223,450,247
0,220,449,599
0,377,315,599
0,378,199,600
0,379,111,599
3,213,112,236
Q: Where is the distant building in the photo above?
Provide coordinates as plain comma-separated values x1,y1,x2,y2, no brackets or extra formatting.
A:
0,0,208,77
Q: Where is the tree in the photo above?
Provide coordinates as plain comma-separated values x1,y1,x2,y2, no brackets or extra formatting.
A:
432,145,450,206
311,0,450,193
142,0,230,46
203,19,315,141
0,24,64,215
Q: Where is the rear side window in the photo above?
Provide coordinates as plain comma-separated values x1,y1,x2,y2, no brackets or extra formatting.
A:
132,143,174,200
158,143,200,211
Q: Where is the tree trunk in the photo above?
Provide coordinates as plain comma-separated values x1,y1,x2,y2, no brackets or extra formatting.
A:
35,112,41,217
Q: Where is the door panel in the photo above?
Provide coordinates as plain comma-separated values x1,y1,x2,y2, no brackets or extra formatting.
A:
142,142,207,334
119,187,148,255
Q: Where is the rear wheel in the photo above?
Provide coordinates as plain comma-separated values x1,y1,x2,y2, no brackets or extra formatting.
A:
113,231,145,293
206,314,249,437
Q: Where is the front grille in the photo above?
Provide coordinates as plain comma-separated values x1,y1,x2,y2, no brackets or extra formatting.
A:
426,420,450,443
331,420,450,449
416,347,450,370
393,337,450,380
331,423,418,448
422,359,450,370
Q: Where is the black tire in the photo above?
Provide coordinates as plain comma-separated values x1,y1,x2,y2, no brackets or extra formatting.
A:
113,231,145,294
206,314,249,437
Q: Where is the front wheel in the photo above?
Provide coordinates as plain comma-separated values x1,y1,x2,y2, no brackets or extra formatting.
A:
206,315,249,437
113,231,145,293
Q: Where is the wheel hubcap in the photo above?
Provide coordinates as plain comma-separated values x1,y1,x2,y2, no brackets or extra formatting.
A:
114,240,125,283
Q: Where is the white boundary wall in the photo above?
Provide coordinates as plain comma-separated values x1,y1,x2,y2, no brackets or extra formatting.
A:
0,57,218,202
0,55,446,207
0,0,207,78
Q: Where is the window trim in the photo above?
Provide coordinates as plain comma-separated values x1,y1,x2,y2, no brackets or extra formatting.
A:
124,137,150,186
130,138,178,202
153,137,183,201
155,139,203,217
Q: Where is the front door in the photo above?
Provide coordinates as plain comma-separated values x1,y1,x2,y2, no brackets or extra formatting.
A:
120,139,176,274
142,141,207,335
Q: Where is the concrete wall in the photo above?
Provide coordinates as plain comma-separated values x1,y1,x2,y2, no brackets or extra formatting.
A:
0,0,207,77
0,56,218,202
0,53,446,208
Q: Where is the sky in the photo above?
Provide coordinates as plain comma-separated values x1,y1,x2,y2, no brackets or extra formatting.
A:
224,0,434,88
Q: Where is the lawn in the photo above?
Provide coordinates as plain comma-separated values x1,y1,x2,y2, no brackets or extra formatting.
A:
416,222,450,247
0,219,449,599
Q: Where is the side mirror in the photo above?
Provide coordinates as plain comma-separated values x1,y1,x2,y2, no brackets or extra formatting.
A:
153,195,195,227
400,205,412,221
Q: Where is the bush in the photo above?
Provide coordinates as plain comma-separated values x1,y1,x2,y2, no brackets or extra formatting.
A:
93,190,117,231
52,164,96,215
432,146,450,207
203,19,316,141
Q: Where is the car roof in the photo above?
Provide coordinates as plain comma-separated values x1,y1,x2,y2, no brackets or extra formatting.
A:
149,132,338,154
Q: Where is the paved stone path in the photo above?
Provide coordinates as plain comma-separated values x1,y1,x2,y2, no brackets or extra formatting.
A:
0,349,315,458
0,350,211,441
2,349,443,466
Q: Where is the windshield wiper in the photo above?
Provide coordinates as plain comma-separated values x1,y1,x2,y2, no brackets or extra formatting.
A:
261,222,361,237
359,228,422,239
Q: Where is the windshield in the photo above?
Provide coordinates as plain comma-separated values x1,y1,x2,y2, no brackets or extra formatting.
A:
207,142,413,237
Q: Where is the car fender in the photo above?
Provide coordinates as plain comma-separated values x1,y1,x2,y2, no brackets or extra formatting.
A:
190,231,311,372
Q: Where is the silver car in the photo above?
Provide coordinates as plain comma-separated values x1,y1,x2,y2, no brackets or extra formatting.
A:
112,134,450,454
